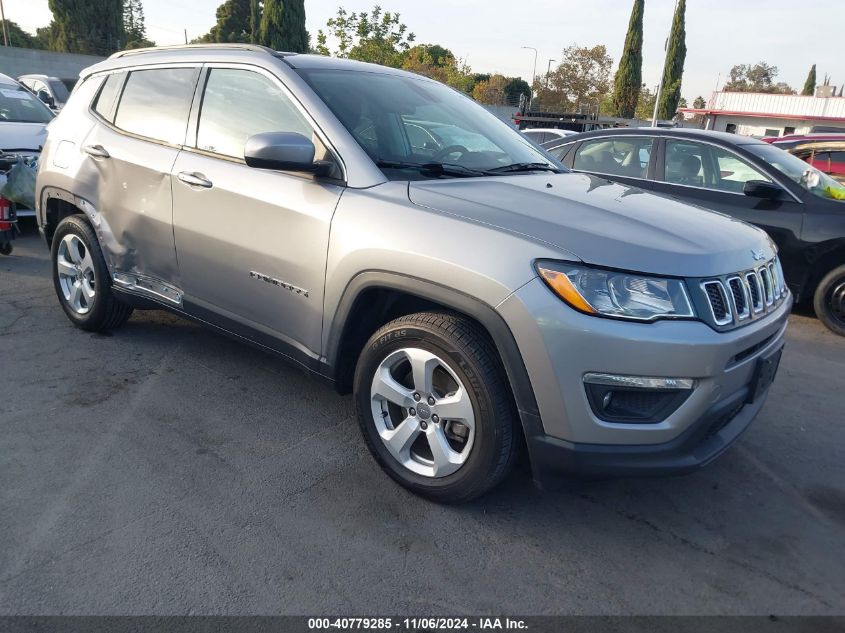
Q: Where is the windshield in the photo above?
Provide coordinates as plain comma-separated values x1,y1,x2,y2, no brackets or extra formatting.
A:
297,68,559,179
0,84,54,123
47,79,71,104
746,143,845,202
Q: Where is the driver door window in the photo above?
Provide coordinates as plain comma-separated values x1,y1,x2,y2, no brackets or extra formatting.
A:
196,68,328,161
663,140,770,193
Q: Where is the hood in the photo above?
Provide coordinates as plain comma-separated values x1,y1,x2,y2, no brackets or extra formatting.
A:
0,122,47,153
408,172,775,278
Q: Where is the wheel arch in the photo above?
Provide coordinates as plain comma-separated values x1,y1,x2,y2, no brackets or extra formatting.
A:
800,239,845,303
326,271,541,425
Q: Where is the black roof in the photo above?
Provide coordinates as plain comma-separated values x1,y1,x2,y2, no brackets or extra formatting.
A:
545,127,769,149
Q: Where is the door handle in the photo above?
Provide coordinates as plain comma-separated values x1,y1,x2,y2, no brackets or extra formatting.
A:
83,144,110,159
177,171,213,189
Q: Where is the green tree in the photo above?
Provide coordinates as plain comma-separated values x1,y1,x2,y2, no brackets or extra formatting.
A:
802,64,817,96
47,0,124,54
195,0,252,43
472,74,509,105
656,0,686,120
316,6,414,67
533,44,612,113
250,0,261,44
260,0,308,52
635,84,655,120
693,95,706,109
611,0,644,118
0,20,38,48
723,62,795,94
123,0,154,49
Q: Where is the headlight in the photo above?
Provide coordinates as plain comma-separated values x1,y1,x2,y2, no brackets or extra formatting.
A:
536,262,695,321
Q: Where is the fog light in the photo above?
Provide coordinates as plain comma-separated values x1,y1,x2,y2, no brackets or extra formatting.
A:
584,373,695,424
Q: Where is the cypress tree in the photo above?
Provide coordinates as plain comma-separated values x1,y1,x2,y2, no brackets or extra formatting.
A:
657,0,686,120
611,0,644,118
250,0,261,44
802,64,817,96
260,0,308,53
48,0,124,55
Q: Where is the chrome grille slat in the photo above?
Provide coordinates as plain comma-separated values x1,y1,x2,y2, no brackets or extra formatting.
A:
702,280,733,325
760,267,774,306
727,276,750,320
746,272,763,313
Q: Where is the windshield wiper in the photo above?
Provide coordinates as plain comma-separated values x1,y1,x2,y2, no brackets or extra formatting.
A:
375,159,488,178
485,162,562,174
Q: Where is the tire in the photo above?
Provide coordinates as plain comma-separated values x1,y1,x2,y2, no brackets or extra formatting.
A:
0,241,12,255
353,311,518,503
51,214,133,331
813,264,845,336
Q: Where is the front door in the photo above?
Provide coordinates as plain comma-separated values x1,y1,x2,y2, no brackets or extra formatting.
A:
172,66,344,362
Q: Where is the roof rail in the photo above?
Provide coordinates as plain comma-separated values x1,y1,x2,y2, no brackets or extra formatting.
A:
109,43,284,59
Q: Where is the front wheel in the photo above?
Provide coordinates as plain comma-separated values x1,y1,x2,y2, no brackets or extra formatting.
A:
51,215,133,331
813,264,845,337
353,312,518,503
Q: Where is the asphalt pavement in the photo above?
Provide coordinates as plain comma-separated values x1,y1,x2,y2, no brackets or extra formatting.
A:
1,224,844,615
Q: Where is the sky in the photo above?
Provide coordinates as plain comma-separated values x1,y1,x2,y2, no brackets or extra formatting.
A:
5,0,843,103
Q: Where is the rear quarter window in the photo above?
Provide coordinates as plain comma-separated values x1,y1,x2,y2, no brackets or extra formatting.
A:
92,72,125,122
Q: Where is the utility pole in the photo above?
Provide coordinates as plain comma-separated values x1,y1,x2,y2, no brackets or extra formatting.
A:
521,46,538,109
0,0,9,47
651,0,680,127
546,58,555,90
184,29,188,44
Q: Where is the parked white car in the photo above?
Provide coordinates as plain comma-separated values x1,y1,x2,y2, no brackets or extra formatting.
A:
521,128,577,144
18,74,72,112
0,73,53,216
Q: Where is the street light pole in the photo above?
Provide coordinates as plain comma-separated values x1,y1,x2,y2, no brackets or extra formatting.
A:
521,46,538,108
0,0,9,47
546,58,555,90
651,0,680,127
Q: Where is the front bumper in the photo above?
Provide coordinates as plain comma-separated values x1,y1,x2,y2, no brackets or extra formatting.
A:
499,277,791,485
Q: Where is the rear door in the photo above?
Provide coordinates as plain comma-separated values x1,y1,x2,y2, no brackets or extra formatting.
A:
171,65,344,362
82,66,200,289
650,138,804,265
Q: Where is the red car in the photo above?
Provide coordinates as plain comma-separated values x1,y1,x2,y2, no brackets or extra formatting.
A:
763,134,845,183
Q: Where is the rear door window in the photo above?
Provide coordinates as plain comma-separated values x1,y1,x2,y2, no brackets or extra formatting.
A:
573,137,653,179
114,67,199,145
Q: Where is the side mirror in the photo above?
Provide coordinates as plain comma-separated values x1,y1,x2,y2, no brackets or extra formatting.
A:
37,90,55,108
244,132,331,176
743,180,782,200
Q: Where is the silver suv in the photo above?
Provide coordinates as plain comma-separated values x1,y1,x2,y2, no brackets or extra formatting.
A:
36,45,790,502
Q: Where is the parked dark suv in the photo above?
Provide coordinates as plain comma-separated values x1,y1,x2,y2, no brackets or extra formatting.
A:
546,129,845,335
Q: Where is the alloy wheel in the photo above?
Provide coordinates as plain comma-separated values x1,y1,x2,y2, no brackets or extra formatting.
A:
56,234,96,315
370,347,476,478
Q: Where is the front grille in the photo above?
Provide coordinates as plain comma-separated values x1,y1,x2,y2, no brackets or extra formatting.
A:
698,257,787,330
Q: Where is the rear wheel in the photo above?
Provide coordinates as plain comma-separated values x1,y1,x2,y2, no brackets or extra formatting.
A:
0,241,12,255
813,264,845,337
354,312,517,503
52,215,133,331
